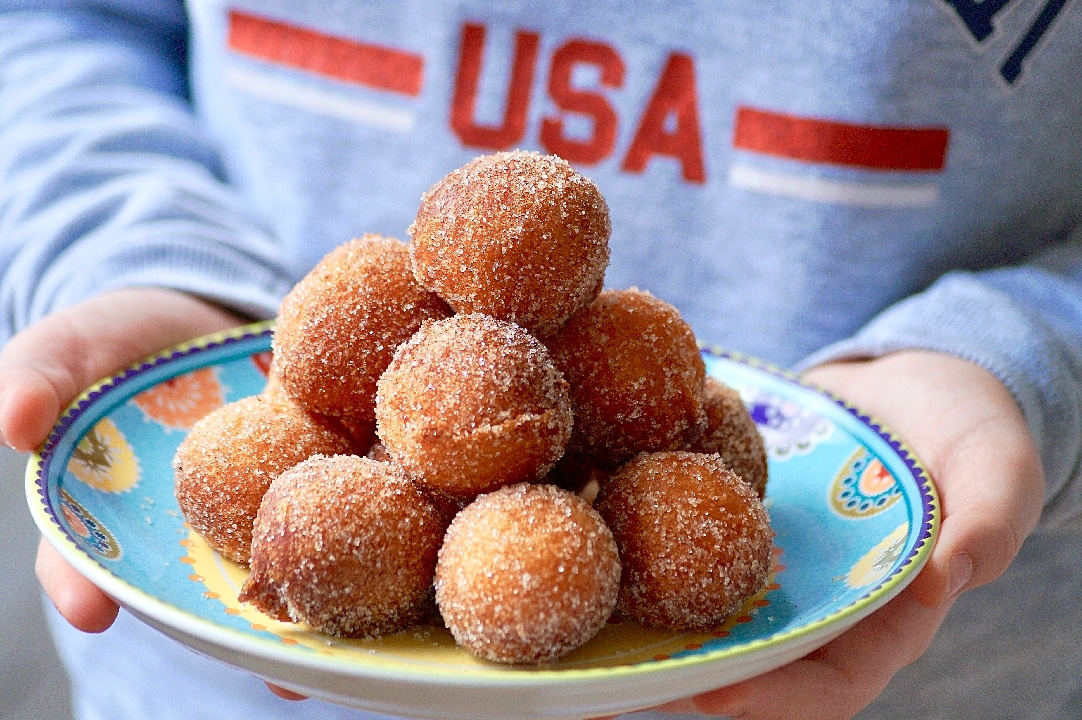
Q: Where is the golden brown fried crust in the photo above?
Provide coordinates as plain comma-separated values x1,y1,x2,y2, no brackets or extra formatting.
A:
175,152,778,656
240,454,449,638
689,376,769,498
409,151,611,336
594,451,774,632
435,483,621,664
375,313,573,499
263,370,377,452
273,234,452,426
173,394,359,564
545,288,707,468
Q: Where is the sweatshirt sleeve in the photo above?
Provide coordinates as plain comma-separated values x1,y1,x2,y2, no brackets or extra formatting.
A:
796,236,1082,531
0,2,295,346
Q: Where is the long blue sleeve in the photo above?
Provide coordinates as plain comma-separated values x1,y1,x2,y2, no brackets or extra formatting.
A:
0,2,293,345
798,236,1082,530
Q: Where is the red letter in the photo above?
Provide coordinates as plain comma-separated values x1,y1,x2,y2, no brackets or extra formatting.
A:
621,53,705,183
540,39,624,165
451,23,539,150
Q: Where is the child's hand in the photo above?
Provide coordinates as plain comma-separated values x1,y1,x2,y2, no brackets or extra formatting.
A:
627,350,1045,719
0,288,245,632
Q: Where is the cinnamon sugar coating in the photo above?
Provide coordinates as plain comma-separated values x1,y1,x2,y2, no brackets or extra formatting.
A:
409,151,611,336
375,314,573,499
171,150,781,653
545,288,707,468
688,376,769,498
273,234,452,428
263,367,376,451
239,455,449,637
173,394,358,564
594,451,773,632
435,483,621,664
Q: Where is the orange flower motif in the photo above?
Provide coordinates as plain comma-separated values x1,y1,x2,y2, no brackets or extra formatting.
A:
132,367,224,430
251,350,274,378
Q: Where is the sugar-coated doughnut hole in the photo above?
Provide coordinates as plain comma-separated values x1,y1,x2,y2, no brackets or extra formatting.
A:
366,441,466,522
435,483,621,664
375,313,573,499
594,451,774,632
545,288,707,468
263,365,377,451
173,394,359,564
273,234,452,428
239,455,449,638
174,151,779,655
688,376,769,499
409,151,611,336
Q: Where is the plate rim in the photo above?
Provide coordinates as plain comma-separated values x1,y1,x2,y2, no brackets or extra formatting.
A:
24,322,940,696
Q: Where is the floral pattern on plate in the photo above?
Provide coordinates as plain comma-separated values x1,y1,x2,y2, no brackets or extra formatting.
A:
26,324,938,720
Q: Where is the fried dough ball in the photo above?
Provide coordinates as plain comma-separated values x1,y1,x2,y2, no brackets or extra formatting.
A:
409,151,611,336
375,314,573,499
545,288,707,468
273,234,452,429
367,439,466,522
263,365,377,452
688,377,769,498
173,394,358,564
594,451,773,632
435,483,621,664
239,455,449,638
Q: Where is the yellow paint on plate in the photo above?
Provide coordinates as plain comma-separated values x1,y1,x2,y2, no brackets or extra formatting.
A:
846,524,908,589
181,527,781,671
67,417,141,493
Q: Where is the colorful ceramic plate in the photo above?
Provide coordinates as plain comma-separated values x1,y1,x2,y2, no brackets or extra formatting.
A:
26,321,938,720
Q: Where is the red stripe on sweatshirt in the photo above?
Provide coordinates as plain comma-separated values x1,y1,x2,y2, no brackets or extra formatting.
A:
733,106,948,171
227,9,424,97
